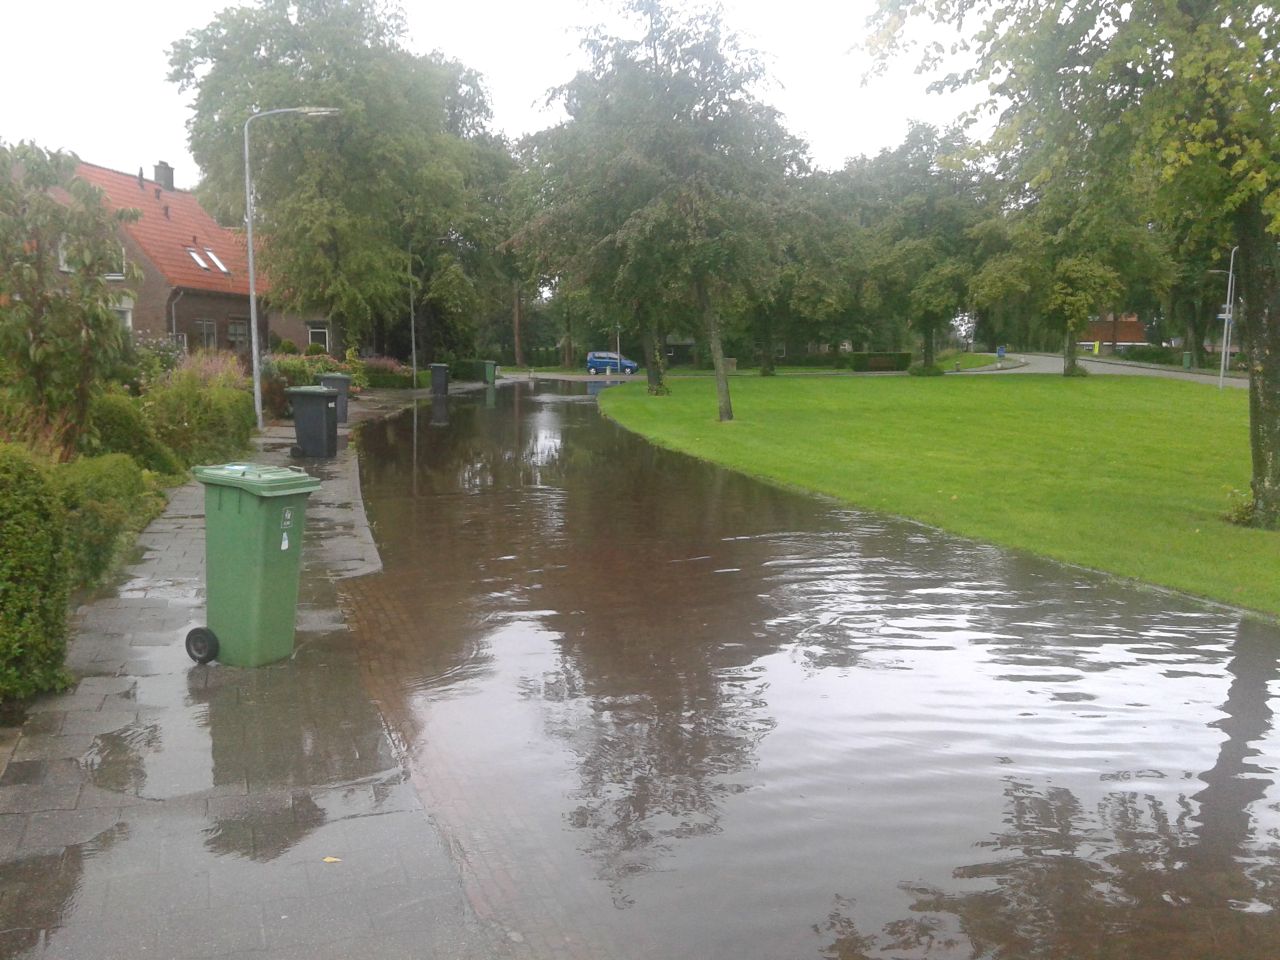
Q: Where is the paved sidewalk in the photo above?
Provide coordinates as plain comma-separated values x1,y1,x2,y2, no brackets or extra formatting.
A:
0,390,506,959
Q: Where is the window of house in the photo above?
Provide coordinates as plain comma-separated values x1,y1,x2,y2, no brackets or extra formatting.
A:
307,323,330,353
227,319,249,352
111,296,133,331
194,319,217,349
104,244,126,279
186,248,211,270
203,248,231,274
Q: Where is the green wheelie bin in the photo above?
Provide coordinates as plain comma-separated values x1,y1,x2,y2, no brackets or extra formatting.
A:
187,464,321,667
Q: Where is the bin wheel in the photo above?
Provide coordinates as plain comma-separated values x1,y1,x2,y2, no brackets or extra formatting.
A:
186,627,218,664
290,445,304,458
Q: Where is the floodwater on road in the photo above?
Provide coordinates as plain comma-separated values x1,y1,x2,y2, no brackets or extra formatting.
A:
348,379,1280,960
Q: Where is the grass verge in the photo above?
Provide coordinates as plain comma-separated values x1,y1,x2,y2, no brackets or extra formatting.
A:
599,374,1278,617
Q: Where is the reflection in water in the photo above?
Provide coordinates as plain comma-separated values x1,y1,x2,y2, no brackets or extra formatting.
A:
350,380,1280,959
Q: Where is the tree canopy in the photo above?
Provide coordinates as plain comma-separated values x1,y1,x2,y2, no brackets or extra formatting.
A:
168,0,503,352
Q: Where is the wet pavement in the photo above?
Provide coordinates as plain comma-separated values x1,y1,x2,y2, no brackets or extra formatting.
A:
0,389,507,960
347,379,1280,960
4,377,1279,960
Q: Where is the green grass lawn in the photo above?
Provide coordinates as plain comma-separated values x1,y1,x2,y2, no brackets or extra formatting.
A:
600,374,1279,617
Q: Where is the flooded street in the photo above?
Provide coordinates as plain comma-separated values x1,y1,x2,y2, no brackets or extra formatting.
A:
348,380,1280,959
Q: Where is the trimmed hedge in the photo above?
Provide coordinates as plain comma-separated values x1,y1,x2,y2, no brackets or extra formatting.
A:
55,454,150,587
366,371,415,389
850,352,912,372
0,444,70,700
448,359,489,381
87,392,182,475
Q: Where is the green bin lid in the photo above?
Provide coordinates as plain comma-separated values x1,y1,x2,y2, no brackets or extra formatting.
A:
285,385,339,396
194,463,321,497
318,372,352,381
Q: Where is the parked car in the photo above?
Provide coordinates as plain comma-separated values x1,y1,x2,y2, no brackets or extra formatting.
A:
586,351,638,375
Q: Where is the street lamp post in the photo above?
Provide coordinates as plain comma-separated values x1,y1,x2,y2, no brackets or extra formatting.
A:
243,106,339,429
1219,245,1239,390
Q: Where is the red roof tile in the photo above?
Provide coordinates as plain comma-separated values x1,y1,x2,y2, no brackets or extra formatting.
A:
75,162,263,297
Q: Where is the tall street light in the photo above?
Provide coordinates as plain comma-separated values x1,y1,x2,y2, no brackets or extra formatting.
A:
244,106,340,429
1219,245,1239,390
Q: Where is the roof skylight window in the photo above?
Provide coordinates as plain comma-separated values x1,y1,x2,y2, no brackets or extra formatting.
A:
204,248,230,274
186,247,211,270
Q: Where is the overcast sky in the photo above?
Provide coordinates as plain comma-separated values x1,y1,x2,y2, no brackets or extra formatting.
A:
2,0,981,190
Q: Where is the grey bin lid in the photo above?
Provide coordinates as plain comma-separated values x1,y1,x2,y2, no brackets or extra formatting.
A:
194,463,321,497
318,373,352,381
284,386,339,396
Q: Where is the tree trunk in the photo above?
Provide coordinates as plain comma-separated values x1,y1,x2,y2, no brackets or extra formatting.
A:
1237,198,1280,527
561,301,573,368
641,308,669,396
696,276,733,422
512,280,524,367
1063,330,1080,375
922,325,936,368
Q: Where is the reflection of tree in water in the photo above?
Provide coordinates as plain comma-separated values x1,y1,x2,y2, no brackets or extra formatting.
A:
815,619,1280,959
523,402,818,907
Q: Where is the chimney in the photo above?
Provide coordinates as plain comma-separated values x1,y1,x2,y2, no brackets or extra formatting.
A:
154,161,175,192
137,168,145,190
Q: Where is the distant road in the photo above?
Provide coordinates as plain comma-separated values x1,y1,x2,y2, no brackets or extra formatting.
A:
973,352,1249,389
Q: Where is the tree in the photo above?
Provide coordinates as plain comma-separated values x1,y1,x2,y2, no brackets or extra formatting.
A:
0,142,139,455
169,0,492,354
871,0,1280,526
520,0,806,414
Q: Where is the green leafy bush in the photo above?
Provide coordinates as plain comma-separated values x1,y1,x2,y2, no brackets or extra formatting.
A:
449,358,488,381
145,372,254,467
305,342,327,356
0,443,69,700
908,362,945,376
55,454,150,587
1118,344,1179,365
85,392,182,475
850,352,913,372
277,339,299,355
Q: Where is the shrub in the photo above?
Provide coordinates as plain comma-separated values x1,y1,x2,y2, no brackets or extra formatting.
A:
145,372,254,467
55,454,149,586
850,352,913,372
305,342,327,356
908,362,945,376
0,393,72,463
177,349,249,391
449,358,488,381
85,392,182,475
1118,344,1178,365
277,338,299,355
131,336,185,392
0,443,70,700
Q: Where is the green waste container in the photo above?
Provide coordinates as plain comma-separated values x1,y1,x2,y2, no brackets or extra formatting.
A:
188,464,321,667
1182,351,1193,369
483,360,497,384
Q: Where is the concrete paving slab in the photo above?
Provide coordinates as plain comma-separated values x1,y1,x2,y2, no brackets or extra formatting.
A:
0,388,508,959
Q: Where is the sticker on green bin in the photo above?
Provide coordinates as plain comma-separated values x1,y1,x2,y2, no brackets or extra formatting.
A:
281,507,295,529
194,464,321,498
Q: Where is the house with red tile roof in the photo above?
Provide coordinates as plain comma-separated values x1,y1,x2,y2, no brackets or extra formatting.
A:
77,161,329,354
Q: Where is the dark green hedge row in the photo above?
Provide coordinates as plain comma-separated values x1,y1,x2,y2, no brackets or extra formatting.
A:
448,359,490,382
366,371,415,389
0,445,70,700
848,352,913,371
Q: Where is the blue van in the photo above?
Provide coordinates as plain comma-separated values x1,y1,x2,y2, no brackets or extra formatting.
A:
586,351,638,375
